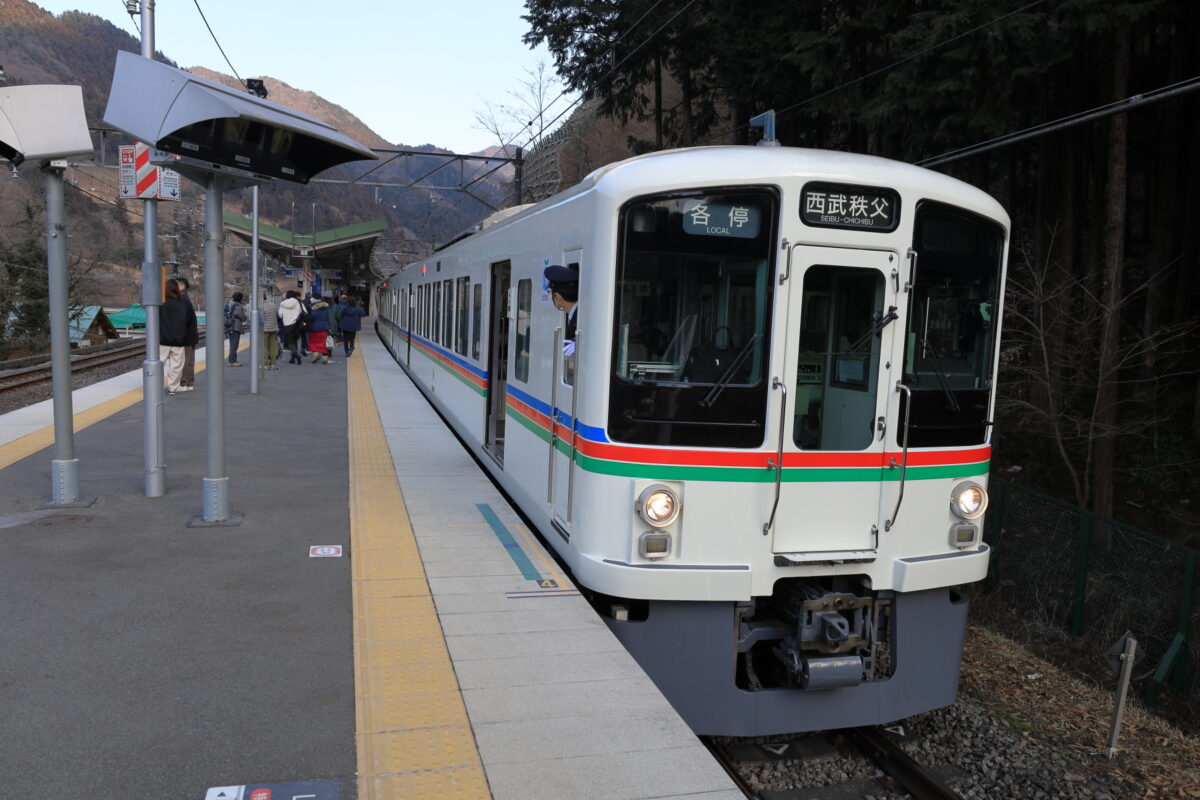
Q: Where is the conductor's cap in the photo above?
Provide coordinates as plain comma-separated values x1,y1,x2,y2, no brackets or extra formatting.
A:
543,264,578,286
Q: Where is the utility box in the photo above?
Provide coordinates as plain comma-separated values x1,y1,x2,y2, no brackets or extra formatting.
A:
103,50,376,185
0,84,93,166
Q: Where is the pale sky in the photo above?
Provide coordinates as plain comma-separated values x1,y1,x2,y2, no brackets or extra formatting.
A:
34,0,569,154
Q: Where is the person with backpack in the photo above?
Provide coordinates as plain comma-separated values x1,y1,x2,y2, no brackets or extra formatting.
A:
306,294,333,365
278,290,306,365
224,291,248,366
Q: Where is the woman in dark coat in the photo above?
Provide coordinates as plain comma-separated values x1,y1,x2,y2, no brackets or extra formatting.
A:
160,278,198,394
338,298,365,356
306,295,332,364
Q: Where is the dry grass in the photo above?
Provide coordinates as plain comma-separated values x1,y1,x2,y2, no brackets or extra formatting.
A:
963,624,1200,798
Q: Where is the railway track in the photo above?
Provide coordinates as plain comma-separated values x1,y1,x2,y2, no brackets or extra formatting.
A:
0,333,206,395
704,726,964,800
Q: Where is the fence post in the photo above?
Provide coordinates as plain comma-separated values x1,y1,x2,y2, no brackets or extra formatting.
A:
983,479,1008,593
1174,550,1196,693
1069,512,1094,636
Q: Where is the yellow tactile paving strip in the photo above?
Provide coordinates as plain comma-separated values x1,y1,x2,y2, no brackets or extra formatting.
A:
347,353,490,800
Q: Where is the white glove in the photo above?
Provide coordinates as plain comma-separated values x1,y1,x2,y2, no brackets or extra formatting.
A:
562,339,576,356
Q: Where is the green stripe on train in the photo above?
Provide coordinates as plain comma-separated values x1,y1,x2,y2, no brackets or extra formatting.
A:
411,344,486,397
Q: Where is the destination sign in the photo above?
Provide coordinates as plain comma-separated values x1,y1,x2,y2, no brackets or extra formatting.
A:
800,182,900,232
682,200,762,239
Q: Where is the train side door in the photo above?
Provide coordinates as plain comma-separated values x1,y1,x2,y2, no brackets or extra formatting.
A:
550,250,582,537
406,282,414,364
771,246,899,558
485,261,511,463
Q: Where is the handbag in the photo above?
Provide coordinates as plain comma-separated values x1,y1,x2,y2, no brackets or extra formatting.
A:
325,334,335,350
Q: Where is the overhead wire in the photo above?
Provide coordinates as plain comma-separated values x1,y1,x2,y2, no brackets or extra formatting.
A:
191,0,244,84
423,0,698,234
695,0,1046,145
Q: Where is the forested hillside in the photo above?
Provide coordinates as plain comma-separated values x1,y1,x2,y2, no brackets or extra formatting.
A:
0,0,511,350
524,0,1200,533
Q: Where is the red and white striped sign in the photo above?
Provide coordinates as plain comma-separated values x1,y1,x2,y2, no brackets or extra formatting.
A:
118,143,181,201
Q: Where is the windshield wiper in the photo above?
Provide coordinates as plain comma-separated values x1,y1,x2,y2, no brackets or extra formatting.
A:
698,333,760,409
913,335,961,412
848,306,897,353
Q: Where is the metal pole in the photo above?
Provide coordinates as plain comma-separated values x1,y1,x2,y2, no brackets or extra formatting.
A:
202,175,229,521
1105,636,1138,759
140,0,165,497
249,185,260,393
44,165,80,504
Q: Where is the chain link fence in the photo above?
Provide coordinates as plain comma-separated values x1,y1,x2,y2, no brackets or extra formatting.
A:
982,479,1197,725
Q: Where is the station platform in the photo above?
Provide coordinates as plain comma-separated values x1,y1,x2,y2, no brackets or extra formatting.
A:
0,330,740,799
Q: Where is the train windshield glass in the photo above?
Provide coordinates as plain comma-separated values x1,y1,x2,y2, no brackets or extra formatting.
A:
901,201,1005,446
610,189,777,448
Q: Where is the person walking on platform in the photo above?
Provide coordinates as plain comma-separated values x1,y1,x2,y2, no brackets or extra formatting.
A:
261,292,280,369
339,297,365,356
160,278,197,395
177,276,198,391
225,291,247,366
306,294,333,364
279,290,306,365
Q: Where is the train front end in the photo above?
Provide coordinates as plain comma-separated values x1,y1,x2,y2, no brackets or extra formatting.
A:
573,149,1009,735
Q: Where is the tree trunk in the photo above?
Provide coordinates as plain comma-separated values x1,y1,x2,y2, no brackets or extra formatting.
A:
654,53,663,150
1091,28,1130,518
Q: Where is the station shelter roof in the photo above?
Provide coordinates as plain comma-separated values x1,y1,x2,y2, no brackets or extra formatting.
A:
222,212,387,287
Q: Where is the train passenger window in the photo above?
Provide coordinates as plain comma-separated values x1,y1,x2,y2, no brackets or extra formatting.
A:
900,202,1005,447
514,279,532,382
794,266,884,451
472,283,482,360
609,188,778,448
455,277,469,356
443,279,454,346
434,282,443,343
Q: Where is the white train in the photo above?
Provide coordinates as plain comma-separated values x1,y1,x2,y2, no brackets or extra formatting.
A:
374,145,1009,736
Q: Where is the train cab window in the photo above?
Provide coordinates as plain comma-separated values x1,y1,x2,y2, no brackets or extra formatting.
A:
514,279,532,382
472,283,482,360
900,202,1005,447
610,189,777,448
455,277,469,356
794,266,884,451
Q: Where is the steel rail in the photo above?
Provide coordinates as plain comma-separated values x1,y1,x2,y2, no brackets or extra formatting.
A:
848,726,964,800
0,332,207,394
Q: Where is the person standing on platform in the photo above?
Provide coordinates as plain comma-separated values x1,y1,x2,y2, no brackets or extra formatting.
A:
279,290,305,365
160,278,197,396
261,292,279,370
306,294,332,365
339,297,365,356
225,291,247,367
329,292,343,349
177,276,198,391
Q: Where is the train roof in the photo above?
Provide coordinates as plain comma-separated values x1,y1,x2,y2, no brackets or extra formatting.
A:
385,146,1009,281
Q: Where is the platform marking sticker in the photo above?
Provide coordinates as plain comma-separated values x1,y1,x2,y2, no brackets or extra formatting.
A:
476,503,543,581
205,778,339,799
309,545,343,558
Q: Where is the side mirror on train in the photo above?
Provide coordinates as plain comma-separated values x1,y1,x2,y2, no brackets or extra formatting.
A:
0,84,93,167
103,50,376,186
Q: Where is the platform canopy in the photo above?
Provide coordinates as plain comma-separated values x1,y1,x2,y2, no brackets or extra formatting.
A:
223,212,386,286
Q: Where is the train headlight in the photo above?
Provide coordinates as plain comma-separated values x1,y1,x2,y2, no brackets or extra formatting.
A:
951,481,989,520
636,484,680,528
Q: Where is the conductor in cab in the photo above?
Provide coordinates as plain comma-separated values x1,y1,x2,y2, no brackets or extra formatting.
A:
544,264,578,356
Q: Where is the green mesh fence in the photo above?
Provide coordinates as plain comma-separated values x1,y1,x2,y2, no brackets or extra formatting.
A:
984,479,1197,719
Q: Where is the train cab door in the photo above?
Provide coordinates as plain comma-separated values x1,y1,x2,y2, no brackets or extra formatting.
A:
549,250,582,537
771,246,900,559
485,261,511,464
